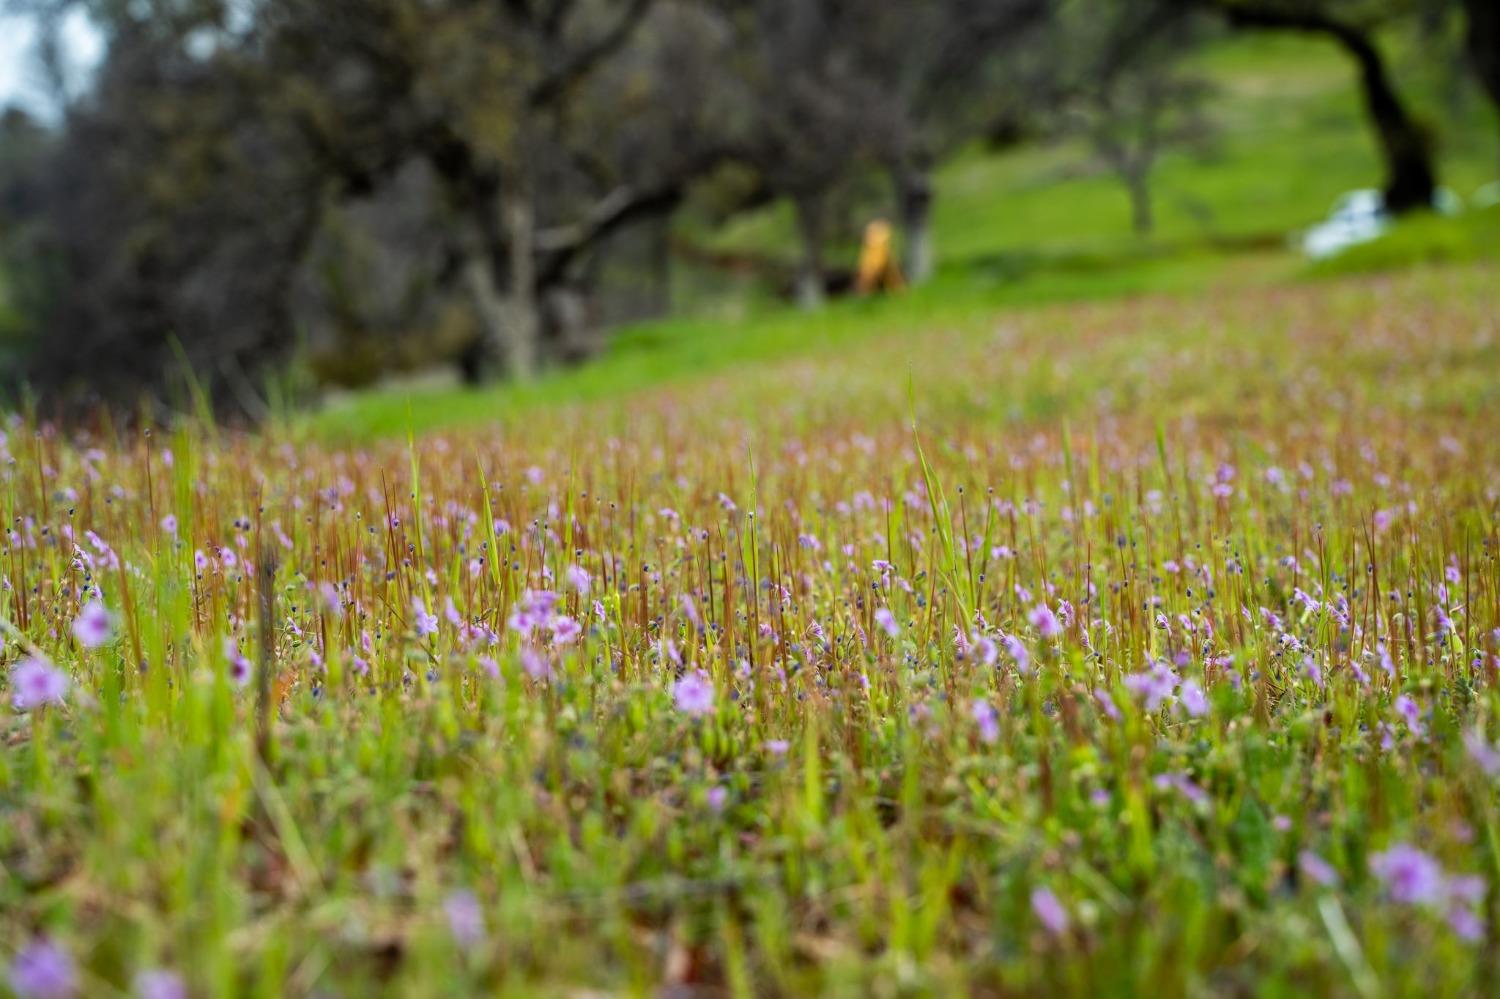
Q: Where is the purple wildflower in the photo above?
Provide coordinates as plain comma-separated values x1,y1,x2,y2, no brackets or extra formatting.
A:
507,589,559,635
1153,772,1208,805
1370,844,1488,940
71,600,112,648
1123,662,1176,712
1298,851,1340,887
133,969,187,999
519,647,551,681
973,635,998,667
1447,905,1486,942
1445,875,1487,941
1093,688,1121,720
1030,887,1070,936
1369,844,1447,906
8,938,76,999
550,615,582,646
672,670,715,717
224,640,252,687
412,599,439,638
1178,678,1208,718
444,889,486,949
319,582,341,615
1377,642,1395,677
1003,634,1031,674
11,657,68,711
1463,728,1500,777
1393,694,1424,736
1446,874,1485,906
564,564,591,595
874,607,900,639
1029,603,1062,639
970,699,999,745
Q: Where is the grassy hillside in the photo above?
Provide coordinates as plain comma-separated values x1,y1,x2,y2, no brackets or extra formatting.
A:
307,34,1500,441
9,265,1500,996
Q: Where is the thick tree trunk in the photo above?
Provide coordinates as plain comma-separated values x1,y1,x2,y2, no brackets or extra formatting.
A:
500,194,540,380
457,194,540,385
459,254,505,384
649,216,671,316
1340,27,1435,213
1127,173,1154,236
1463,0,1500,137
543,285,596,363
1220,5,1436,214
793,194,826,310
894,167,935,285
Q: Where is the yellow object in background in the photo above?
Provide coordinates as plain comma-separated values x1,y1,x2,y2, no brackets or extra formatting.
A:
855,219,905,294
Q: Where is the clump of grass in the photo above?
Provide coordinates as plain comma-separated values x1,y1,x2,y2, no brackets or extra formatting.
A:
1,266,1499,995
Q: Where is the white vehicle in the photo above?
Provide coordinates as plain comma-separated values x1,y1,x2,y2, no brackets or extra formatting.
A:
1301,189,1389,260
1300,186,1468,260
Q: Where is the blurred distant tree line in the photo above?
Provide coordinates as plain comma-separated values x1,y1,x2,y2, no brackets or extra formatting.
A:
0,0,1496,419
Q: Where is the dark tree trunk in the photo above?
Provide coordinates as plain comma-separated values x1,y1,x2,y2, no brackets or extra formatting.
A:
426,127,541,384
542,284,597,363
649,216,671,316
459,250,508,384
1463,0,1500,136
453,187,541,385
1219,4,1437,214
1340,24,1436,213
455,204,541,384
893,165,934,285
793,193,827,310
1127,173,1154,236
498,191,540,380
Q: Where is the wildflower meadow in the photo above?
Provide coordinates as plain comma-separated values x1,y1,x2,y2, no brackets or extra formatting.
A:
3,267,1500,996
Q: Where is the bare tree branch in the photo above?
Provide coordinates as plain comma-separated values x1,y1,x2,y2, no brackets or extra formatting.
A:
529,0,655,108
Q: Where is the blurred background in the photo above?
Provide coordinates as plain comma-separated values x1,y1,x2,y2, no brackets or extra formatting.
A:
0,0,1496,423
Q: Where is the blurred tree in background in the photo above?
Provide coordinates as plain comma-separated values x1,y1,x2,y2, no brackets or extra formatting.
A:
0,0,1493,419
1181,0,1444,212
1050,0,1217,236
2,3,328,418
1461,0,1500,144
706,0,1047,306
